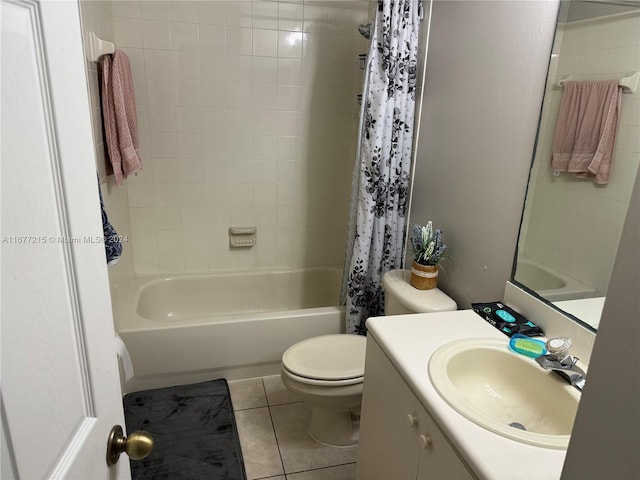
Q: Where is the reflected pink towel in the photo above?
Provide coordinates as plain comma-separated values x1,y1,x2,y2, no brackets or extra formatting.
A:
551,80,621,185
101,50,142,186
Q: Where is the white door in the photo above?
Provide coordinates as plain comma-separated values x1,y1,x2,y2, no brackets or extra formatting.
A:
1,0,131,478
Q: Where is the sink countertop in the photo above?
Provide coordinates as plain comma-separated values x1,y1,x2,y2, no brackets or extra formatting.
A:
367,310,569,480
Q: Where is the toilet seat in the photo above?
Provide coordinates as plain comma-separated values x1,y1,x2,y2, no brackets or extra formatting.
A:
282,334,366,385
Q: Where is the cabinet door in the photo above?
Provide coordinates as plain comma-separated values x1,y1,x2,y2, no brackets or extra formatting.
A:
415,408,476,480
356,338,421,480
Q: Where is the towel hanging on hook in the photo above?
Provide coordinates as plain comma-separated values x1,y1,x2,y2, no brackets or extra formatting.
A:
551,79,622,184
100,50,143,185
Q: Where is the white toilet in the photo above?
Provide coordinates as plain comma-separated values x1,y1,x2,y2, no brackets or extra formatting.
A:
280,269,457,447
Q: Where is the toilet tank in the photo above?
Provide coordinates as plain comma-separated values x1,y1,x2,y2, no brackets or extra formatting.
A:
382,270,457,315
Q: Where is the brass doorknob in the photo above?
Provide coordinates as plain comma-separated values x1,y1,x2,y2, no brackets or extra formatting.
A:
106,425,154,466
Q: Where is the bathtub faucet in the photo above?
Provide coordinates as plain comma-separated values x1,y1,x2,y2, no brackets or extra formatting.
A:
535,337,586,391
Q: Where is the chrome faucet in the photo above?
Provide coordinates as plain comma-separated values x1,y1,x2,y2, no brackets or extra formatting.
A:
535,337,586,391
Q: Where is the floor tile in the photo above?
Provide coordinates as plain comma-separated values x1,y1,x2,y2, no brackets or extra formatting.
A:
229,377,268,410
263,374,302,406
260,476,285,480
235,407,284,480
270,403,358,474
286,463,356,480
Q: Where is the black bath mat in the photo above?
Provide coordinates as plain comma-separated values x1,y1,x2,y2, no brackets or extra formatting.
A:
123,379,247,480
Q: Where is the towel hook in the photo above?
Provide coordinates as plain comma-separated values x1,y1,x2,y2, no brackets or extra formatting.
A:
87,31,115,62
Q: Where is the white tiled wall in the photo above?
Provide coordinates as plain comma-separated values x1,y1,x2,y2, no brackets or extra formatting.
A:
521,12,640,294
111,0,373,274
79,0,135,279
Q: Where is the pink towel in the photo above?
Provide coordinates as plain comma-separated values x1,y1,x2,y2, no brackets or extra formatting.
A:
100,50,142,186
551,80,622,185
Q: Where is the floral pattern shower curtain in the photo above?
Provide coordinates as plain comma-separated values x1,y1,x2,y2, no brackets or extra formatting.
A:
341,0,421,335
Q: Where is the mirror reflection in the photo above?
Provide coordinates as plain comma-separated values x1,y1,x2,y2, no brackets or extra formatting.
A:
514,0,640,331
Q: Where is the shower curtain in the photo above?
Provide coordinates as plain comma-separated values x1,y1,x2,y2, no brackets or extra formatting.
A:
341,0,421,335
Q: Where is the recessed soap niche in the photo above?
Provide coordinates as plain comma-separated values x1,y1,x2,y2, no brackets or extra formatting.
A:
229,226,256,248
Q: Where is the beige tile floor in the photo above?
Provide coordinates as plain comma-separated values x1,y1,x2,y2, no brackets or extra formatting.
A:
229,375,357,480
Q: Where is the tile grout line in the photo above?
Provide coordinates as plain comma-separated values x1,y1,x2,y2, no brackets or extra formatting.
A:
231,378,279,480
234,404,270,413
262,376,288,479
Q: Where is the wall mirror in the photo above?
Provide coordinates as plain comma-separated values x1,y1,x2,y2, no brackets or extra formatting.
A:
513,0,640,331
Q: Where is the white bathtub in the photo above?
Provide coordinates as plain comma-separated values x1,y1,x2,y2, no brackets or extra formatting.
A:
113,267,345,392
514,259,599,302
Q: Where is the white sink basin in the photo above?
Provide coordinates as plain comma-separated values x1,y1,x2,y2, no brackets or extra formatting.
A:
429,338,581,449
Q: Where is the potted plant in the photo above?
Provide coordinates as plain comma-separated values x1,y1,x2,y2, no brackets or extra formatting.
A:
409,221,447,290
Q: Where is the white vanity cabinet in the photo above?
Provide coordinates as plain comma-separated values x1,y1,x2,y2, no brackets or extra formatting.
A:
356,336,475,480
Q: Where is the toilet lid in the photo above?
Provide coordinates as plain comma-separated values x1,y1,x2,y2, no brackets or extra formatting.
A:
282,334,366,381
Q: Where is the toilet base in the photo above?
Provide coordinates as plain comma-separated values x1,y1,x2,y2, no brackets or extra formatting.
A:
309,405,360,447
